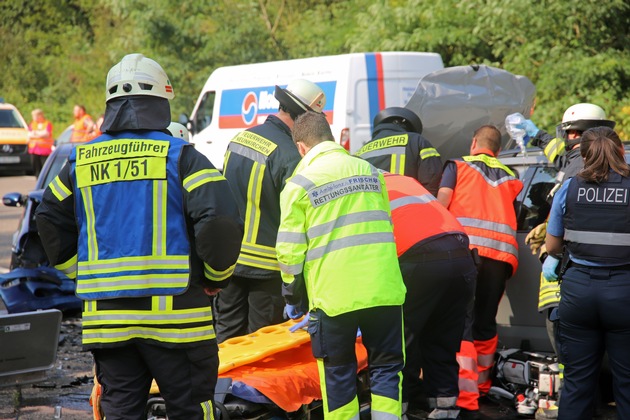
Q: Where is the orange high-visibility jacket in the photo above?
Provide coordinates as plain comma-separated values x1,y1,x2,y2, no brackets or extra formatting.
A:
28,120,54,155
446,150,523,274
384,172,466,257
71,114,92,143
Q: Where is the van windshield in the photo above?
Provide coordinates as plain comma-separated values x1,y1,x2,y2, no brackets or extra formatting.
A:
194,91,215,133
0,109,26,128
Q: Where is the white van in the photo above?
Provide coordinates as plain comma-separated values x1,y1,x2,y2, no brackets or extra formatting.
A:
184,52,444,170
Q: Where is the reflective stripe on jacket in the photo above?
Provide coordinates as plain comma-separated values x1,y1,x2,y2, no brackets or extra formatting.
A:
277,141,405,316
446,152,523,274
383,173,465,256
223,115,300,278
355,123,442,196
538,271,560,312
69,132,191,299
37,130,243,349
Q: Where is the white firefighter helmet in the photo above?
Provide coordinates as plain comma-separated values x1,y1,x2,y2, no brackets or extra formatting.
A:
558,103,615,136
106,53,174,102
167,122,190,142
274,79,326,118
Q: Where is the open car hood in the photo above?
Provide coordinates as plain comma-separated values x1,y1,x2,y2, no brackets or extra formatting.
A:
405,64,536,160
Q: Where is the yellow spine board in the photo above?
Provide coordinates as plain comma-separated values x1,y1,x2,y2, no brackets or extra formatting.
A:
147,318,309,395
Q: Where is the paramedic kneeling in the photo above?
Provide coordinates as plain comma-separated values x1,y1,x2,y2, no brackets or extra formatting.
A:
545,126,630,420
277,111,406,420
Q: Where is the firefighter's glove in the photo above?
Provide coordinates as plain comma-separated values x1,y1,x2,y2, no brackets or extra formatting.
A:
525,222,547,255
517,119,540,138
284,303,304,320
289,313,309,333
542,255,560,282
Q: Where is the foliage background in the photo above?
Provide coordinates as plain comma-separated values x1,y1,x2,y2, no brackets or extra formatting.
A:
1,0,628,138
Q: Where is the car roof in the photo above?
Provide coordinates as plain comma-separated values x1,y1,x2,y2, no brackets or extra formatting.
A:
498,147,553,166
499,144,630,166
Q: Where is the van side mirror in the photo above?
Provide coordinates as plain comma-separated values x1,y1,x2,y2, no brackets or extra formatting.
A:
179,113,194,134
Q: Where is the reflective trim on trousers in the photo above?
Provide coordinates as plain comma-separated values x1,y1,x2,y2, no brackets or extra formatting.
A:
200,399,215,420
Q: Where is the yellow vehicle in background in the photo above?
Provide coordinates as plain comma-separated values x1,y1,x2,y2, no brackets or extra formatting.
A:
0,100,32,174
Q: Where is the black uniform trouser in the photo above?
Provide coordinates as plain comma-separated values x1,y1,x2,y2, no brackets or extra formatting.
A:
462,256,511,342
93,341,218,420
558,265,630,420
400,235,476,406
214,274,285,343
30,153,48,177
308,305,405,418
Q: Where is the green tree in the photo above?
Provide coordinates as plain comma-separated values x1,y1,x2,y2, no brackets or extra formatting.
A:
1,0,628,138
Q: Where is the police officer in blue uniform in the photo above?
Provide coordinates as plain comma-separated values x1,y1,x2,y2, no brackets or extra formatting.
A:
544,126,630,420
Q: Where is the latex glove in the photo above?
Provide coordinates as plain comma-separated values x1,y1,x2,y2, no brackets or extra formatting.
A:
525,222,547,255
289,313,309,332
542,255,560,281
517,119,540,138
284,303,304,320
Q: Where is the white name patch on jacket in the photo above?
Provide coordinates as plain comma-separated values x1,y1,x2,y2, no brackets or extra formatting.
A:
309,176,381,207
576,187,630,206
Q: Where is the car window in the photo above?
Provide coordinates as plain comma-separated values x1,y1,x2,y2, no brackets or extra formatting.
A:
0,109,27,128
193,91,215,133
517,166,557,231
38,148,72,189
55,125,73,145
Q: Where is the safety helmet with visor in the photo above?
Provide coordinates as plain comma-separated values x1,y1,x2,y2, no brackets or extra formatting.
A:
274,79,326,120
556,103,615,150
106,53,174,102
373,107,423,134
167,122,190,142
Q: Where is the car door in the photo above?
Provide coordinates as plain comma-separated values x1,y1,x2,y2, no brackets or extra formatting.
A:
496,161,558,352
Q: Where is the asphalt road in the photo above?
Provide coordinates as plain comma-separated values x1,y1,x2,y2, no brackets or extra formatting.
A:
0,174,35,272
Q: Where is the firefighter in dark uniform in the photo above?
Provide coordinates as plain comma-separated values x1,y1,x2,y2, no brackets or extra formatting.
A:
382,173,476,420
217,79,326,341
356,107,442,196
35,53,244,419
545,127,630,420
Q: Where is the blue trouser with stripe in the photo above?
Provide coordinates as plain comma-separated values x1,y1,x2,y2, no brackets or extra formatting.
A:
558,264,630,420
308,306,405,419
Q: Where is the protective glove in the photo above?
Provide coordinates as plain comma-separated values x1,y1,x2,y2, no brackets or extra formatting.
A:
542,255,560,282
289,313,309,332
284,303,304,320
525,222,547,255
517,119,540,138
